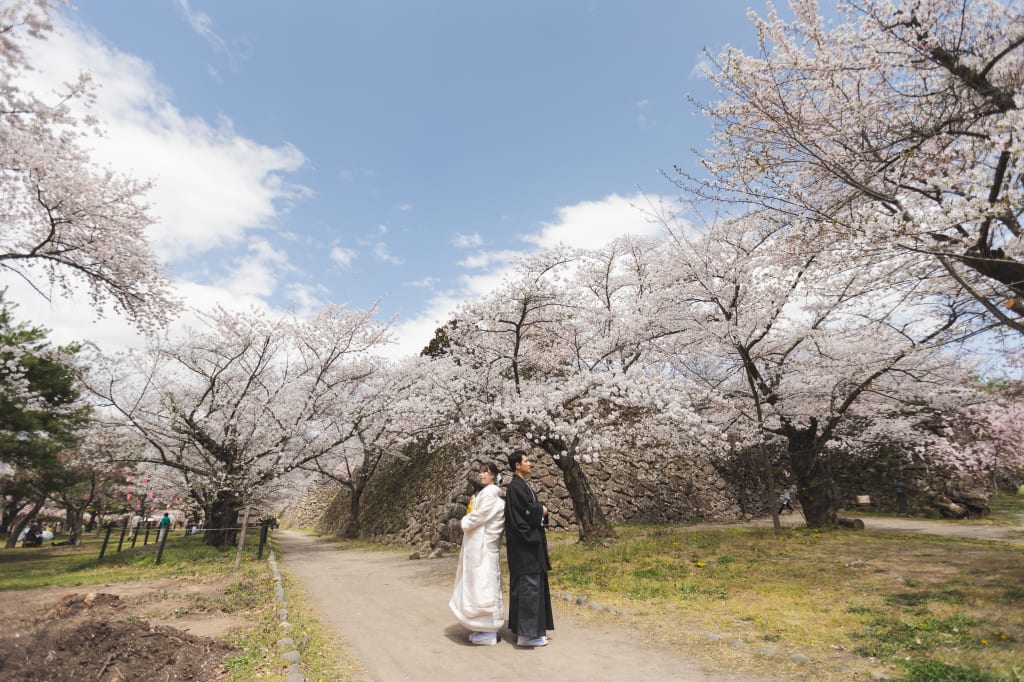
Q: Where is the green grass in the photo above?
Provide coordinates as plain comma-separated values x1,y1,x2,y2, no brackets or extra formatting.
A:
853,613,983,658
548,524,1024,680
220,566,287,682
989,492,1024,525
898,660,1023,682
0,531,270,590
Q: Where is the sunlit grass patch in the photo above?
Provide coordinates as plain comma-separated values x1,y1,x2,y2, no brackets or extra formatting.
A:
897,659,1016,682
884,588,968,607
0,532,269,591
988,492,1024,526
219,565,283,681
854,613,983,657
548,523,1024,680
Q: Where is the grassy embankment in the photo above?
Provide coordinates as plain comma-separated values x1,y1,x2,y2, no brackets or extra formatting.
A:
547,494,1024,682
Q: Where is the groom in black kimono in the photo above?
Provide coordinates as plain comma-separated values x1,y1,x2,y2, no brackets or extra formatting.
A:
504,449,554,647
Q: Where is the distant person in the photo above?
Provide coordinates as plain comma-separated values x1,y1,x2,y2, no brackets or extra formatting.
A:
129,513,142,540
777,488,795,515
21,524,42,547
449,462,506,646
158,512,171,540
504,450,553,647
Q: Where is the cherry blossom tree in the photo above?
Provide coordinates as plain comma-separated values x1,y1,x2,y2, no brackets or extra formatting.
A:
0,0,176,330
944,381,1024,489
658,215,985,526
295,358,439,538
682,0,1024,337
433,242,718,541
45,426,139,544
82,304,391,547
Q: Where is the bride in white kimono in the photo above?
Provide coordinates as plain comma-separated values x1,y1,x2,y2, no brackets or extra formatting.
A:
449,462,505,645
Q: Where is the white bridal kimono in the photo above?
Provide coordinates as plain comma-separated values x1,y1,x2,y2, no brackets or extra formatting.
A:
448,483,505,633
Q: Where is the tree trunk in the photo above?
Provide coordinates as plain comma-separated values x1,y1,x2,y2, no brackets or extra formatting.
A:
785,421,839,528
68,508,85,546
342,485,362,539
203,490,240,548
56,504,85,546
549,449,615,541
4,499,45,549
0,499,15,535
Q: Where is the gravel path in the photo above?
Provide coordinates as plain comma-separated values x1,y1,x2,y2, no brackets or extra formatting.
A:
273,530,760,682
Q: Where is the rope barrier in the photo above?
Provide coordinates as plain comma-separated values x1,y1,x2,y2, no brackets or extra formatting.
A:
97,522,275,562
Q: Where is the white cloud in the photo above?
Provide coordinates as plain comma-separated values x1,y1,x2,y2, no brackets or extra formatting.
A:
174,0,250,67
457,250,519,269
284,282,328,318
458,269,512,300
397,203,414,212
690,52,714,80
373,242,404,265
635,98,653,128
2,271,274,356
214,238,291,298
176,0,224,50
0,15,315,357
339,168,375,183
380,292,464,361
380,264,516,361
452,232,483,248
405,277,440,288
330,246,358,268
382,193,680,359
523,192,668,249
2,276,145,354
22,17,308,262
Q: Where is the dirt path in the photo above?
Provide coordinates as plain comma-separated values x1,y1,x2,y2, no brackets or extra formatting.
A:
273,531,759,682
746,513,1024,543
272,514,1022,681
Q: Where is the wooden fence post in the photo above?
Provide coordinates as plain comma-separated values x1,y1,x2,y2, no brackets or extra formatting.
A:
257,520,270,560
115,517,129,554
155,525,170,565
98,524,114,559
234,508,251,569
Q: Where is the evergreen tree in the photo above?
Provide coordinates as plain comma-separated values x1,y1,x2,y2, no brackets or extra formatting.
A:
0,293,89,546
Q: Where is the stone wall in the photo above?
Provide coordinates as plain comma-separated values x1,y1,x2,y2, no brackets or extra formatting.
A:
830,451,998,518
279,478,338,530
283,434,1016,553
296,442,765,553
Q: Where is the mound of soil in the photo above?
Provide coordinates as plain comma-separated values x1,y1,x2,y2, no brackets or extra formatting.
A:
0,592,237,681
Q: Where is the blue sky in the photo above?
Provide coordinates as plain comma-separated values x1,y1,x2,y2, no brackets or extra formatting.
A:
9,1,766,358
